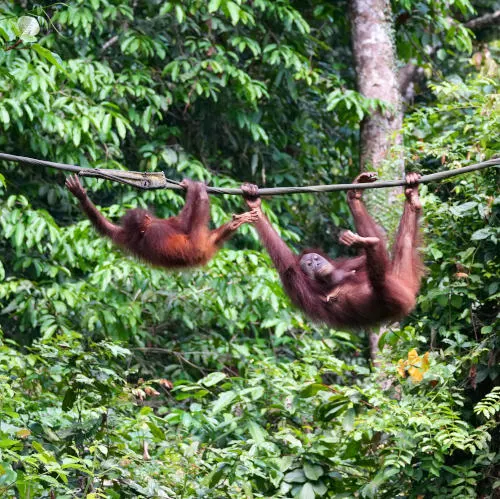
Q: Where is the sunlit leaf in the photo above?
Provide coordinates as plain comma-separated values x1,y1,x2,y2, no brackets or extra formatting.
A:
18,16,40,37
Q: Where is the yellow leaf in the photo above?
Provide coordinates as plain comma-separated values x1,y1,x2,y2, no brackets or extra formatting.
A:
408,366,423,383
407,349,420,364
16,428,31,439
397,359,407,377
421,352,430,371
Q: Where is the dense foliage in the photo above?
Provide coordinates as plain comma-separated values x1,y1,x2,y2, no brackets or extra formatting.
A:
0,1,498,497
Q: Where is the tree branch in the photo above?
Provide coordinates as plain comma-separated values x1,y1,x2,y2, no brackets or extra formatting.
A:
101,35,119,52
465,10,500,31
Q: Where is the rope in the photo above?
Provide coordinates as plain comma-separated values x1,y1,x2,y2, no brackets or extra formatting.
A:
0,152,498,195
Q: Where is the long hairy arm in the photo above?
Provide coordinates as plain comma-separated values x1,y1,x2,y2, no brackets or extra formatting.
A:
252,212,298,274
66,175,123,242
241,183,297,274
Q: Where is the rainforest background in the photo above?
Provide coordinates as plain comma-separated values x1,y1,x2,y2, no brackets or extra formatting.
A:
0,0,499,497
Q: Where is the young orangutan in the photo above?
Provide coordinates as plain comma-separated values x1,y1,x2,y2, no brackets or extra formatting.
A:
241,172,424,329
66,175,257,268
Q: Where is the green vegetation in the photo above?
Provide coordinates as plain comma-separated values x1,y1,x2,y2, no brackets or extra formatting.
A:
0,1,498,497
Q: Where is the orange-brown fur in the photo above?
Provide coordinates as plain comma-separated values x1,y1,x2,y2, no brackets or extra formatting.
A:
242,173,424,329
66,176,255,269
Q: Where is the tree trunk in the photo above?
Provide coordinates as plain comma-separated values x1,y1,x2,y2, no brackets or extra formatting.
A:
349,0,404,362
350,0,402,170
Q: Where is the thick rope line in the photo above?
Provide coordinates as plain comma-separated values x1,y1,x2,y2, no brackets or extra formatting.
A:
0,152,498,195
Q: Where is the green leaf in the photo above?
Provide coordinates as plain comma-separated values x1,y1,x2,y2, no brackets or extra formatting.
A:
342,408,356,432
471,228,492,241
208,0,222,13
81,116,90,132
14,223,24,248
115,117,127,139
0,439,19,449
32,43,64,70
312,480,328,496
248,421,267,444
249,386,264,400
0,107,10,124
343,440,361,459
0,462,17,486
226,1,240,25
200,371,227,387
39,475,61,486
299,383,328,398
73,126,81,147
298,482,315,499
0,23,16,42
208,463,227,487
284,468,306,483
101,114,112,135
175,5,184,24
303,462,323,481
211,391,237,414
62,388,77,411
